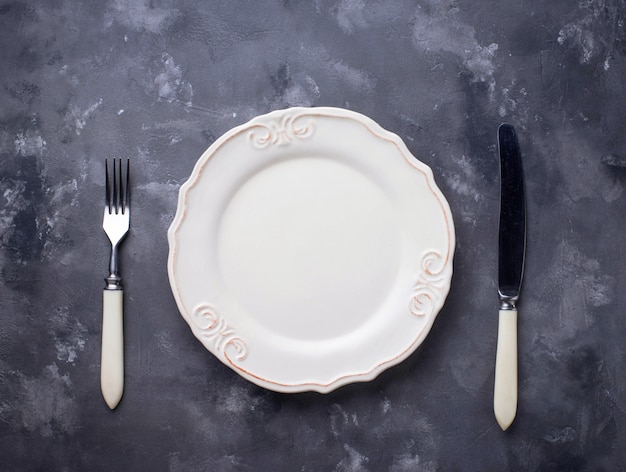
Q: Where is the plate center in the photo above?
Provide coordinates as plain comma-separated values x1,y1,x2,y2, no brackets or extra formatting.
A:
217,156,402,341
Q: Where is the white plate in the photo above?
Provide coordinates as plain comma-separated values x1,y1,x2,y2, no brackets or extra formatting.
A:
168,107,455,393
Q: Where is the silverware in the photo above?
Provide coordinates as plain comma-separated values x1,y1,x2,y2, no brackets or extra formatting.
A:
101,158,130,409
494,124,526,431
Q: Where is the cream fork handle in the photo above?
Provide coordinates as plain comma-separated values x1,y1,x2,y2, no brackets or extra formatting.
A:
101,289,124,409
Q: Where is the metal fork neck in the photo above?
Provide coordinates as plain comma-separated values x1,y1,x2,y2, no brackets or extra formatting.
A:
105,244,123,290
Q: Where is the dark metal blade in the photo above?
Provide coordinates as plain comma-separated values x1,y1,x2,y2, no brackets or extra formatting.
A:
498,123,526,306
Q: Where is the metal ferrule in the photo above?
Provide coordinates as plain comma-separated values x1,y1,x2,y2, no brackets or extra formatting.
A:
105,274,122,291
499,293,518,311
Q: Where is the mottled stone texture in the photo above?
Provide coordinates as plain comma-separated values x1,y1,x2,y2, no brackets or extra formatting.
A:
1,0,626,470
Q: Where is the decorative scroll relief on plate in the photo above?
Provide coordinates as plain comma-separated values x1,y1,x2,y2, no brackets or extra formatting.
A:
409,251,448,318
192,303,248,363
248,112,315,149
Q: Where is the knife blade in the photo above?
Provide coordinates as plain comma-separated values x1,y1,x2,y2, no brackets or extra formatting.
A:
494,123,526,431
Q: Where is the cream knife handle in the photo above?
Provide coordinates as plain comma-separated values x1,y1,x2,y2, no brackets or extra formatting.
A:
494,308,517,431
101,289,124,409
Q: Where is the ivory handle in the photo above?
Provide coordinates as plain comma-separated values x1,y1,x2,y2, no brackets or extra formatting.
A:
101,289,124,409
494,309,517,431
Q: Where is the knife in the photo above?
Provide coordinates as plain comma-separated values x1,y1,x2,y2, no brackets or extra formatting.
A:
494,123,526,431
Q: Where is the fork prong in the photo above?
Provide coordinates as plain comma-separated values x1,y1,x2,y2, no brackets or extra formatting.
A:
105,159,112,214
114,158,121,214
124,159,130,214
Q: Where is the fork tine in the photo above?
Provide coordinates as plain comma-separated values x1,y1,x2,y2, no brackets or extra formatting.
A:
124,159,130,214
105,159,112,213
114,158,121,214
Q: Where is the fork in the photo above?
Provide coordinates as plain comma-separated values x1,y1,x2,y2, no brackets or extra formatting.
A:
102,158,130,409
